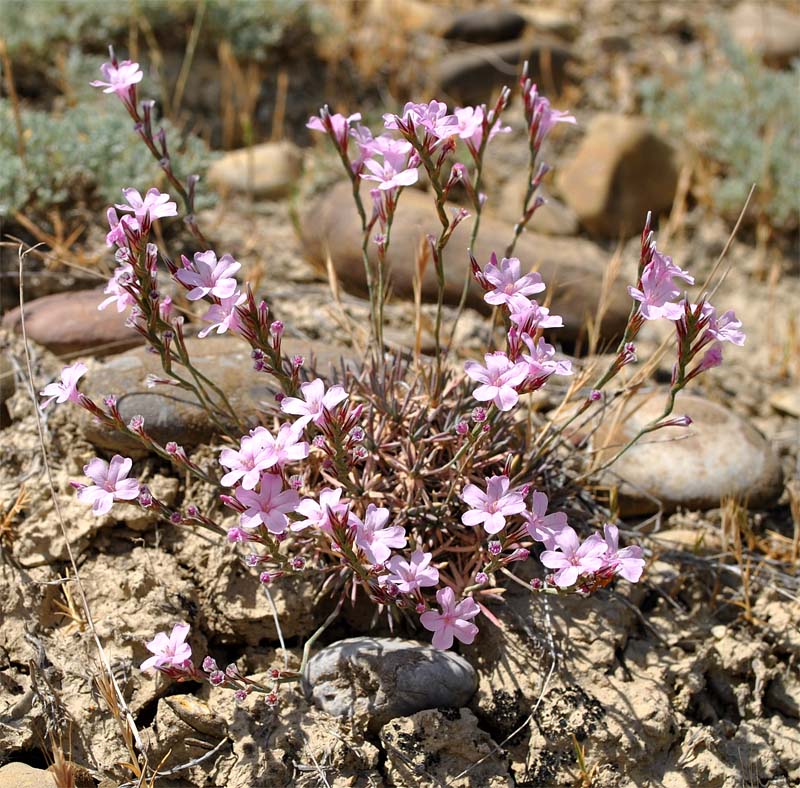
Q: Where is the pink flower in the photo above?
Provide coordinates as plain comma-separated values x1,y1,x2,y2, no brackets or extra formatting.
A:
259,423,309,469
116,187,178,226
540,526,607,588
599,524,645,583
483,254,545,307
198,291,246,337
98,263,136,313
436,105,483,141
105,207,140,248
524,84,577,147
464,352,528,412
385,550,439,593
361,152,419,191
91,59,143,97
176,251,240,301
523,491,569,549
461,475,526,534
76,455,140,516
39,362,87,409
280,378,349,428
353,504,406,565
140,623,192,672
292,486,353,533
520,336,572,384
702,306,745,347
384,100,450,133
307,111,362,149
696,342,724,372
235,473,300,535
219,429,274,489
420,587,480,649
628,250,694,321
507,297,564,331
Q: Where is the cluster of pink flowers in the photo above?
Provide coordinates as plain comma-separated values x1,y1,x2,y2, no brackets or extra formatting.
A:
465,253,572,412
57,51,750,686
459,476,644,590
624,225,745,384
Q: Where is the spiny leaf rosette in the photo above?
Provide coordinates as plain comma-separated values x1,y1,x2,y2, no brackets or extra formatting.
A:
42,48,744,708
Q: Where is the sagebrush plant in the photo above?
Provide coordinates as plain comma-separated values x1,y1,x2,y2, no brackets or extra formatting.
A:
38,48,745,722
1,0,324,65
641,32,800,229
0,98,212,222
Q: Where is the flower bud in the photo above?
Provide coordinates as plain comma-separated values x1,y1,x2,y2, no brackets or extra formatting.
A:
202,656,218,673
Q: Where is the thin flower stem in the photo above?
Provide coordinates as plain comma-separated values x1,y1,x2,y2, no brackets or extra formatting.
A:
300,595,346,674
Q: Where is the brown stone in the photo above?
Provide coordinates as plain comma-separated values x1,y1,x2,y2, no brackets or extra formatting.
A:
207,141,303,200
2,289,143,358
593,391,784,515
78,335,355,453
728,2,800,67
496,182,579,236
300,181,630,343
0,763,56,788
556,114,679,238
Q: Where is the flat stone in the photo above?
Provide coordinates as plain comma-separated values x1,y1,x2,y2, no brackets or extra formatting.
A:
207,141,303,199
2,289,144,357
594,391,784,515
78,335,354,453
303,637,478,732
0,763,56,788
435,38,575,105
728,2,800,67
556,113,679,238
301,182,630,343
443,9,527,44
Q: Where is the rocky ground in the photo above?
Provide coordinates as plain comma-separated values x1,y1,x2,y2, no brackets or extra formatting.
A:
1,1,799,787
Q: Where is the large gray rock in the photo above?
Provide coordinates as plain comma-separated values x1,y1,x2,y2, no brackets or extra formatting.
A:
207,141,303,199
301,182,630,344
78,335,354,453
556,113,679,238
2,289,143,357
303,637,478,732
594,391,784,515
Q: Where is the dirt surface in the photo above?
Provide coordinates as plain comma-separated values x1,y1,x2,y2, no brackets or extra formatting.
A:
1,1,798,786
